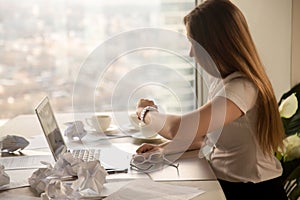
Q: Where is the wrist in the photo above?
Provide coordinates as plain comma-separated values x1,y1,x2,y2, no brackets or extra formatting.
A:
139,106,158,123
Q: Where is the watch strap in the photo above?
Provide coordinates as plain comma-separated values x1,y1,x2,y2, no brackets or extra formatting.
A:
140,106,157,123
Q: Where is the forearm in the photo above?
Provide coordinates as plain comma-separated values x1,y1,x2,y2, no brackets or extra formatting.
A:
143,111,180,140
136,99,209,153
158,138,203,155
143,108,206,151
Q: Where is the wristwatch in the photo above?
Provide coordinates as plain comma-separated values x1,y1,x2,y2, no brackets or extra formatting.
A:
140,106,158,123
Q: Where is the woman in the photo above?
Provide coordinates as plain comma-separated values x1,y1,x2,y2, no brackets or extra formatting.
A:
135,0,287,199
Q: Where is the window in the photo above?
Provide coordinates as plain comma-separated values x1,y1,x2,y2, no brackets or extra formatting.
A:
0,0,197,120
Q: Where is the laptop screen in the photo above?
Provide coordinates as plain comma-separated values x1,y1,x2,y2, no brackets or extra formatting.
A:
35,96,67,161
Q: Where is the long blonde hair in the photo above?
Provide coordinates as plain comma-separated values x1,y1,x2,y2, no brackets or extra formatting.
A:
184,0,284,156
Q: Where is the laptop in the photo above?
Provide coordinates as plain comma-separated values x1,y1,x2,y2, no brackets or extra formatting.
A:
35,96,101,162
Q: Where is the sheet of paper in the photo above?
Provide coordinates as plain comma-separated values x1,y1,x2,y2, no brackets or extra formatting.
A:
25,134,48,150
0,155,54,170
112,143,138,155
106,172,150,182
103,179,205,200
101,181,131,197
0,168,36,190
65,132,131,150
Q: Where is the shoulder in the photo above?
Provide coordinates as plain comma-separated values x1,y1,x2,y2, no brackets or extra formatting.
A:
213,72,258,113
223,72,257,94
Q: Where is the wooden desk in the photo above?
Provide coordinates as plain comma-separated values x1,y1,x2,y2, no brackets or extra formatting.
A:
0,114,226,199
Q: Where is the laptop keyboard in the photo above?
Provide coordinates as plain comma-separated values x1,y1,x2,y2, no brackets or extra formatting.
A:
72,149,101,162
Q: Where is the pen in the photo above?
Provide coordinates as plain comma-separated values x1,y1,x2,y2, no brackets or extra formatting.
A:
106,168,128,174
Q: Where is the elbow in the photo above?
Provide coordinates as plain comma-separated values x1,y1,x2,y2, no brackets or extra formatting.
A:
161,123,178,140
189,135,205,151
168,125,178,140
191,139,202,150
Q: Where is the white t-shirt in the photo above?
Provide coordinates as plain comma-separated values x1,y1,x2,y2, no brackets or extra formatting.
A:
206,72,282,183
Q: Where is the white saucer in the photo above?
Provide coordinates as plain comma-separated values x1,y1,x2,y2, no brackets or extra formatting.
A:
122,124,139,131
88,125,119,134
131,132,163,141
104,125,119,134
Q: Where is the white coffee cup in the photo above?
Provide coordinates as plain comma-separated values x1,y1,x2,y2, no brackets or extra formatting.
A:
139,123,157,138
86,115,111,132
129,113,140,130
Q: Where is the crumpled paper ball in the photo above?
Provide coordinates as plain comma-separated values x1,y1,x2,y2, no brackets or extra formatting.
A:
29,152,108,198
53,152,84,177
28,152,82,195
64,121,87,141
0,164,10,186
28,166,55,195
41,179,80,200
0,135,29,152
72,160,108,196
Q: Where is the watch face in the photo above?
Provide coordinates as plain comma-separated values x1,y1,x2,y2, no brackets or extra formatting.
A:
146,106,157,111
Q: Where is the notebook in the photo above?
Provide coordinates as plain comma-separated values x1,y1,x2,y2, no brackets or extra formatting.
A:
35,96,100,162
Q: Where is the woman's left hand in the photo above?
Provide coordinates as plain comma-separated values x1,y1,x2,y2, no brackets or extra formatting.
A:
136,99,157,119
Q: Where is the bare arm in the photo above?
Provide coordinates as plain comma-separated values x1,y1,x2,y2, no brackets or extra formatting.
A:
136,97,243,154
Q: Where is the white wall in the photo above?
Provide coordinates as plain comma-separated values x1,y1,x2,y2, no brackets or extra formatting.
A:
232,0,292,99
292,0,300,86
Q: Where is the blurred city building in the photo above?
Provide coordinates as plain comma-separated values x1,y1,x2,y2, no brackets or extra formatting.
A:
0,0,196,120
